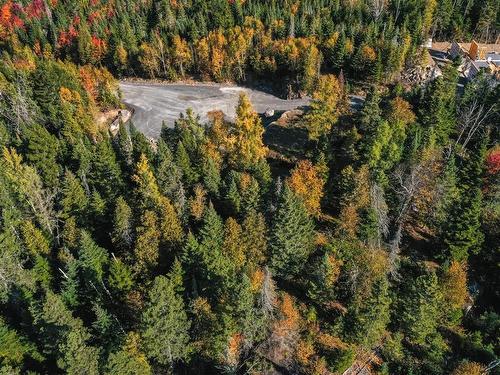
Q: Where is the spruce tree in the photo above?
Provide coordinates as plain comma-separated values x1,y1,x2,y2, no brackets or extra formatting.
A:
269,185,315,278
142,272,191,366
398,271,443,345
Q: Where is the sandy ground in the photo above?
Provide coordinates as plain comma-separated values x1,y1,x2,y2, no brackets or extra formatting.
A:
120,81,311,138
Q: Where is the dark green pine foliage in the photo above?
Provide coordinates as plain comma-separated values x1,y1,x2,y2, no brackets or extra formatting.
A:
226,171,242,214
61,259,81,309
155,139,182,199
330,31,346,71
141,265,191,367
60,170,88,222
419,64,458,146
202,156,221,197
442,140,486,262
78,231,109,286
270,185,315,278
115,121,133,169
130,123,154,164
397,270,443,346
176,141,199,186
90,138,124,203
112,196,134,252
196,203,233,290
23,123,61,189
108,257,134,294
345,276,391,348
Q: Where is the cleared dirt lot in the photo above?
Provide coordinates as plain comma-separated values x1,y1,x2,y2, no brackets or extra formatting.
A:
120,81,311,138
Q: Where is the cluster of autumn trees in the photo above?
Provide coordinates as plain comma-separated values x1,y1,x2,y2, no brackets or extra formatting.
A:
1,32,499,374
1,0,499,95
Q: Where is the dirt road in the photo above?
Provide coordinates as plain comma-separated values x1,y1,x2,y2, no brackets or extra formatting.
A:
120,81,311,138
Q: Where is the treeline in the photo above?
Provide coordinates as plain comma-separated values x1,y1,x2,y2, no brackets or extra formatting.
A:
1,36,499,374
1,0,498,93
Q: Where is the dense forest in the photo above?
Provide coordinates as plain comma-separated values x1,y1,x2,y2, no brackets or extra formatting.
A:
1,0,499,93
0,0,499,374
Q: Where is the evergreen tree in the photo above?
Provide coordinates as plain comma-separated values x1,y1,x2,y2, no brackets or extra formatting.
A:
202,156,221,197
269,186,315,277
23,123,60,188
112,196,134,252
108,257,134,294
60,170,88,221
397,270,443,346
155,139,182,199
142,271,191,367
419,64,458,146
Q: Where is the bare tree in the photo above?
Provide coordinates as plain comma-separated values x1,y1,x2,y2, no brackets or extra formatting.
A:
370,0,386,21
452,97,495,155
388,159,433,276
259,266,277,319
0,78,39,133
370,183,389,248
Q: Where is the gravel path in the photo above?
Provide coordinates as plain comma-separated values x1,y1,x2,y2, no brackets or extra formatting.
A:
120,81,311,138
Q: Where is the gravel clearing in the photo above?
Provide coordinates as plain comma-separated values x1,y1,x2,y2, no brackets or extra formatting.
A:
120,81,311,139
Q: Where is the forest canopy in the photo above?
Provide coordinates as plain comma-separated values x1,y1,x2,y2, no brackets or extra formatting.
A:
0,0,499,375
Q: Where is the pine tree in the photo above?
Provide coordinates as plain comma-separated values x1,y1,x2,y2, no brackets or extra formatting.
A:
419,64,458,146
398,271,442,345
331,31,346,70
108,257,134,294
176,141,199,186
202,156,221,197
155,139,182,199
442,138,486,262
112,196,134,252
142,272,191,366
41,292,100,375
197,203,232,284
269,185,315,278
23,123,60,188
78,230,109,284
90,139,123,202
345,276,391,348
60,170,88,221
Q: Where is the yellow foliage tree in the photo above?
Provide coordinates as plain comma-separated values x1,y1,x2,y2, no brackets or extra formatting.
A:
451,361,485,375
304,74,347,140
223,217,246,271
229,93,267,169
287,160,325,217
172,35,191,78
442,261,468,310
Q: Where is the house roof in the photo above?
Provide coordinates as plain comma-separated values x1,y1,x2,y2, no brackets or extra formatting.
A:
486,52,500,61
473,60,491,69
458,43,500,53
430,42,451,52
